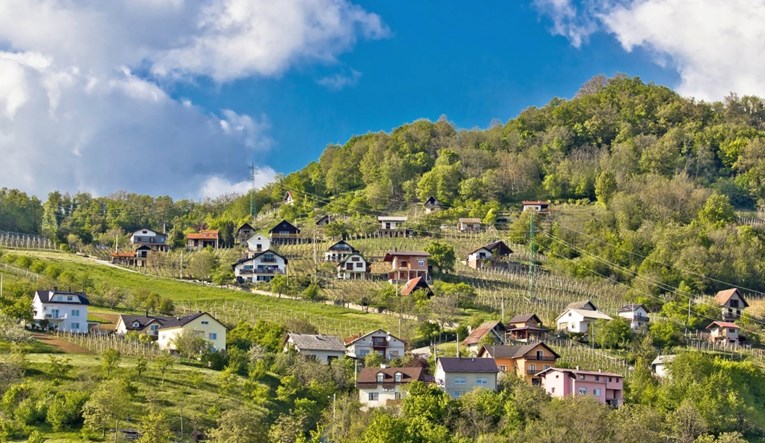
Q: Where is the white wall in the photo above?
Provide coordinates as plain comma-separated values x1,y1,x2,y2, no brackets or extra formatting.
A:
346,332,405,360
358,386,405,407
33,297,88,333
157,314,227,351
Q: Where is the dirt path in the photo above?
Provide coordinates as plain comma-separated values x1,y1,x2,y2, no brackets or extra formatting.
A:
32,333,92,354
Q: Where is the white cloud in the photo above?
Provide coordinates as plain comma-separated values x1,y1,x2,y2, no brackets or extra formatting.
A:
199,166,278,200
0,0,385,198
532,0,598,48
317,69,362,91
534,0,765,101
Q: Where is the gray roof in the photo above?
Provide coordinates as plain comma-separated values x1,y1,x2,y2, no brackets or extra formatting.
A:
119,315,173,330
159,312,223,330
438,357,499,373
619,304,649,314
288,334,346,352
35,290,90,305
507,313,540,324
566,300,597,311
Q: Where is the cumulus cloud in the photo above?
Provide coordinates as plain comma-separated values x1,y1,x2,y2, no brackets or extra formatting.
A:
317,69,362,91
534,0,765,101
0,0,385,198
199,166,278,200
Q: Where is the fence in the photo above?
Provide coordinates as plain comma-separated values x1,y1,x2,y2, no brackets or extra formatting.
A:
55,330,162,357
0,230,55,250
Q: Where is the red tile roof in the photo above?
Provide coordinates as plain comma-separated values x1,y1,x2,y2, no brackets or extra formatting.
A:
463,320,505,346
356,367,431,386
187,229,219,240
714,288,748,307
706,321,739,329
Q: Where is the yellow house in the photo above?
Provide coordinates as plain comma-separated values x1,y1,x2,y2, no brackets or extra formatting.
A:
157,312,227,352
477,342,560,385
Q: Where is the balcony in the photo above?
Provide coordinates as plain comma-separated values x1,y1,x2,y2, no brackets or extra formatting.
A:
45,314,67,321
528,356,557,362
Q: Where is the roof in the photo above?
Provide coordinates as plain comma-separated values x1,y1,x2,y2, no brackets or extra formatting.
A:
159,312,223,330
186,229,219,240
337,252,367,267
558,308,613,321
111,251,136,258
651,355,676,366
315,215,332,225
269,220,300,234
400,277,432,296
715,288,749,307
232,249,288,267
485,240,513,255
522,200,550,206
459,218,482,224
356,367,431,385
344,329,404,346
287,334,346,352
34,290,90,305
706,321,740,330
438,357,499,373
535,367,623,379
618,304,649,314
463,320,505,346
237,222,254,232
383,251,429,261
119,315,173,331
327,240,357,252
478,342,560,359
424,196,441,207
566,300,598,311
131,228,161,236
508,313,540,324
377,216,408,222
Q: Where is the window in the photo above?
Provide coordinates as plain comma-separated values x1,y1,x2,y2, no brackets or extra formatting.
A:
593,388,602,396
499,365,507,372
394,372,402,382
536,350,543,360
578,387,587,395
454,377,466,385
595,376,600,382
132,321,140,328
579,375,585,380
67,296,73,301
368,392,379,401
394,392,402,400
528,364,536,373
71,310,80,317
551,387,556,393
452,391,462,398
201,321,209,325
359,349,369,357
608,377,613,382
150,324,159,332
71,323,80,330
417,260,425,266
476,378,488,385
209,333,217,340
376,373,384,383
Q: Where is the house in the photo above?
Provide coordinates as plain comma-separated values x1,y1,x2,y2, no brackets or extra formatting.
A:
283,333,346,364
466,240,513,269
157,312,227,351
477,342,560,385
522,200,550,214
463,320,506,354
714,288,749,321
357,367,432,408
505,313,548,341
186,230,219,250
567,299,598,311
458,218,483,232
555,308,613,334
325,240,358,262
232,249,288,283
111,250,139,267
116,314,173,338
383,251,430,283
315,215,333,227
706,321,740,345
537,367,624,407
651,355,676,379
269,220,301,245
423,196,441,214
400,277,433,297
337,253,371,280
236,223,256,245
618,304,650,330
344,329,406,360
378,216,408,231
283,191,294,205
130,228,169,251
246,234,271,254
32,289,89,333
435,357,499,399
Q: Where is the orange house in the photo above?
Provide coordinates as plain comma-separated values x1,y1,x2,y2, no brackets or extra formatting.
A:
477,342,560,385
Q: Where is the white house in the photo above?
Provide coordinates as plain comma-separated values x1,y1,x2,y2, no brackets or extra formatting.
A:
344,329,406,361
246,234,271,254
232,249,287,283
32,289,89,333
556,308,613,334
337,253,370,280
458,218,482,232
157,312,227,351
617,304,650,331
466,241,513,269
522,200,550,214
283,333,346,364
130,228,168,251
435,357,499,399
115,314,173,338
325,240,358,262
357,367,432,408
651,355,676,379
378,216,408,231
715,288,749,321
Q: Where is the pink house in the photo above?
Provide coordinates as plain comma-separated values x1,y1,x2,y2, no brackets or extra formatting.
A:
536,367,624,407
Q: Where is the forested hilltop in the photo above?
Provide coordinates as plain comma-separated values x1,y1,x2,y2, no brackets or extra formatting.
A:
5,75,765,297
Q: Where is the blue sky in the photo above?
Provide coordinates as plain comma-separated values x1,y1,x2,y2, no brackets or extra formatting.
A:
0,0,758,198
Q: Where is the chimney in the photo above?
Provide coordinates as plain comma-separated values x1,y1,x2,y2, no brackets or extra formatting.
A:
575,366,580,371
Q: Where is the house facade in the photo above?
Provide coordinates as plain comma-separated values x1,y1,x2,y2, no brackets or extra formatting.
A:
283,333,346,364
325,240,358,262
715,288,748,321
157,312,227,351
337,253,370,280
233,250,287,283
618,304,650,331
130,228,168,251
423,196,441,214
344,329,406,361
186,230,219,250
556,308,613,334
505,313,548,341
458,218,483,232
522,200,550,214
378,216,408,231
537,367,624,407
32,289,89,333
466,240,513,270
477,342,560,384
706,321,740,345
236,223,256,245
357,367,432,408
383,251,429,283
269,220,301,245
435,357,499,399
246,234,271,254
116,314,172,337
